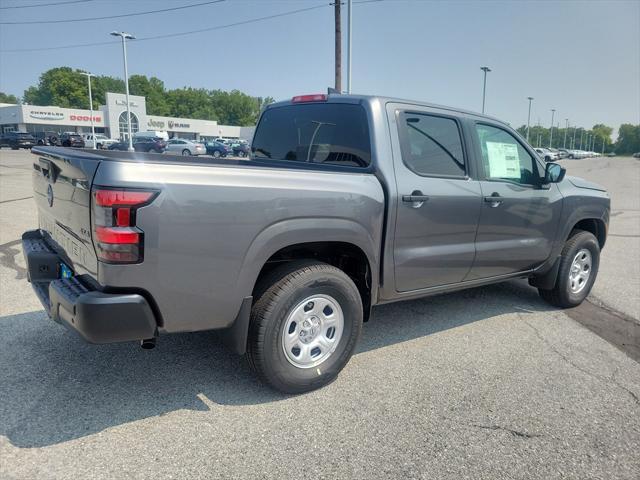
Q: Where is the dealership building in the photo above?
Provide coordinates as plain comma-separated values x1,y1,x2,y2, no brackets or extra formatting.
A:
0,92,254,141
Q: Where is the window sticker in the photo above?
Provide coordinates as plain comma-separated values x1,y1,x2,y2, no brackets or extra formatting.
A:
486,141,520,179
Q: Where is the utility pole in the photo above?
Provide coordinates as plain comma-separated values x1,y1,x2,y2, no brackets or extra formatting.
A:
563,118,568,149
480,66,491,113
526,97,533,142
334,1,342,92
549,109,555,148
80,72,96,150
346,0,352,93
572,125,577,149
110,31,135,151
580,129,584,149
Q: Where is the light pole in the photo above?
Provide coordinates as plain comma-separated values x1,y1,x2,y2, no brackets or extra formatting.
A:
80,71,96,150
526,97,533,142
563,118,568,149
110,31,135,152
480,66,491,113
549,109,555,148
580,129,584,149
346,0,352,94
572,126,577,149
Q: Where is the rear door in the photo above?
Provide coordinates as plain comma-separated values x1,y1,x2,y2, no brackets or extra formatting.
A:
466,122,563,279
388,104,482,291
32,148,101,276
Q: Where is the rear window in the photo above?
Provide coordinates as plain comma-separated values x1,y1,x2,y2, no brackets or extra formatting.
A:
252,103,371,168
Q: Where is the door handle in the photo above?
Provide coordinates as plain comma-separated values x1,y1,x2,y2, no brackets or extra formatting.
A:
484,193,503,207
402,191,429,208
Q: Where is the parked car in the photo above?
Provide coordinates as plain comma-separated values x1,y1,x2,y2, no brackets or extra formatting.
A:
632,152,640,158
22,93,610,393
82,134,118,149
232,143,250,157
33,131,59,146
165,138,206,156
534,147,558,162
204,141,231,158
108,137,167,153
0,131,36,149
134,130,169,141
59,132,85,148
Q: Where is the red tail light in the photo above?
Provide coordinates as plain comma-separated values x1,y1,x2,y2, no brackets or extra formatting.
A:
92,187,158,263
291,94,327,103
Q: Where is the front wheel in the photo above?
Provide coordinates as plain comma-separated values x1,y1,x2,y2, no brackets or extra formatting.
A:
212,150,221,158
539,230,600,308
182,149,190,156
247,261,363,394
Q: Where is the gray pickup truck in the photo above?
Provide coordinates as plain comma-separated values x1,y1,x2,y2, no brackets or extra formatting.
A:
22,94,610,393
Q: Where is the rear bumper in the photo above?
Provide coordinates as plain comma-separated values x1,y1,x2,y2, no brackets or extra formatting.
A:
22,230,158,343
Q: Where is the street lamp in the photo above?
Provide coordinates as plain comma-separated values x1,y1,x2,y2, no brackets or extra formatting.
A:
80,71,96,150
572,126,577,149
346,0,352,94
549,109,556,148
480,66,491,113
110,31,135,152
580,129,584,149
563,118,568,149
526,97,534,142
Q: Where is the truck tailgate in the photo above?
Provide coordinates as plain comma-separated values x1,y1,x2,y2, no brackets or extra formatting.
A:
32,148,101,276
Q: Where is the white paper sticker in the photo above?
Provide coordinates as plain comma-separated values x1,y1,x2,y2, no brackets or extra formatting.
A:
486,142,520,179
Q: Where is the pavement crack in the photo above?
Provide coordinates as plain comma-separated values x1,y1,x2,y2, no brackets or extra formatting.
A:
524,318,639,407
0,238,27,280
470,423,541,439
0,196,33,204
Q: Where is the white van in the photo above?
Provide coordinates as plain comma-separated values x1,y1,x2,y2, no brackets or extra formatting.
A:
134,130,169,141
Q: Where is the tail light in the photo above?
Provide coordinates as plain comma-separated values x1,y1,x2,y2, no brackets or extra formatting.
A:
92,187,158,263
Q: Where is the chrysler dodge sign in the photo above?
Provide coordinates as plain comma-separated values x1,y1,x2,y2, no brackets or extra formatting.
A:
29,111,64,121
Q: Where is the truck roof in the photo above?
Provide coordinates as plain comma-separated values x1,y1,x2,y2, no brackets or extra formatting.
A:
266,93,509,127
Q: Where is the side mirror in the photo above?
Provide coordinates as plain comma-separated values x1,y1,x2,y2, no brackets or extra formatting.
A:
544,162,566,183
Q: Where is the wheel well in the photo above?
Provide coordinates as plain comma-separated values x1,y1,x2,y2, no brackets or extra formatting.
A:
572,218,606,248
253,242,372,321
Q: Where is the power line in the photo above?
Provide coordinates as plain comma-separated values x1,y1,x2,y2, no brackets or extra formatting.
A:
0,0,95,9
0,0,225,25
0,3,329,52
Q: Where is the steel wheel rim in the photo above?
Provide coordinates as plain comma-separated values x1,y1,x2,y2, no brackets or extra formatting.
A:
569,248,592,294
281,294,344,369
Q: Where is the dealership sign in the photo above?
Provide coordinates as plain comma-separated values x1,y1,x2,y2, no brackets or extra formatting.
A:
29,111,64,121
70,114,101,122
148,118,165,129
168,120,190,129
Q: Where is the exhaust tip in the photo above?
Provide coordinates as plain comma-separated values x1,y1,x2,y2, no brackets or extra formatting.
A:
140,338,156,350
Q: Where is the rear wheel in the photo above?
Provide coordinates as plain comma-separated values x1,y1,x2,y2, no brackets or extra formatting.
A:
247,261,363,394
212,150,221,158
182,149,190,156
539,230,600,308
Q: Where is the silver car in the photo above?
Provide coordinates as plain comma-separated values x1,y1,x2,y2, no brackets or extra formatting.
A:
165,138,206,156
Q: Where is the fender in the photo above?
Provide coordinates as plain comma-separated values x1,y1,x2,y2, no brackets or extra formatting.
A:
235,217,380,303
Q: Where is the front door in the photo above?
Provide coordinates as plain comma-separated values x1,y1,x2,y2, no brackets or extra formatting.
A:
391,107,482,292
467,122,563,279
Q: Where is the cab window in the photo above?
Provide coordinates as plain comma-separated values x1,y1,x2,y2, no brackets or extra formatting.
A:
475,123,541,186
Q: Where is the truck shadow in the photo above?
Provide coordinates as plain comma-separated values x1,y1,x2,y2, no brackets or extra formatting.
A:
0,280,556,448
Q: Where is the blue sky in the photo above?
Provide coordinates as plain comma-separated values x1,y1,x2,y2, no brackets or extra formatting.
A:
0,0,638,132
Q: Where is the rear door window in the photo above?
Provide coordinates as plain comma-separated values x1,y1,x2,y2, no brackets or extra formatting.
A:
252,103,371,168
397,112,466,177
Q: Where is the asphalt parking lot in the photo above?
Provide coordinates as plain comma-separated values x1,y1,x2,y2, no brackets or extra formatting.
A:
0,148,638,479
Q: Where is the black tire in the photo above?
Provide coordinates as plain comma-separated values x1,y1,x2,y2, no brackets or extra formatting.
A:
212,150,221,158
247,261,363,394
182,149,190,156
237,150,246,158
539,230,600,308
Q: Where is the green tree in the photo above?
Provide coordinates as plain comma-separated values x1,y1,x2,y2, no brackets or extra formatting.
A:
591,124,614,153
129,75,170,116
615,124,640,154
0,92,19,104
23,67,87,108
